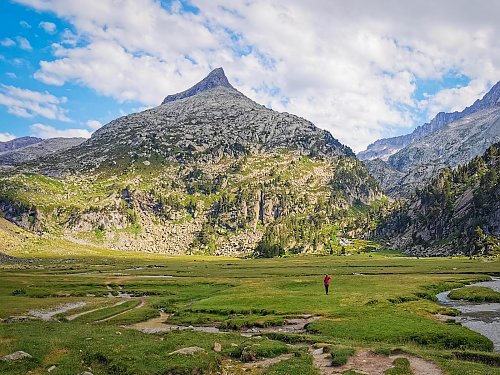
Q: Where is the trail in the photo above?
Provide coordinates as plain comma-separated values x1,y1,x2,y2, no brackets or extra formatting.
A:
96,296,146,323
65,300,128,321
128,311,221,334
311,349,444,375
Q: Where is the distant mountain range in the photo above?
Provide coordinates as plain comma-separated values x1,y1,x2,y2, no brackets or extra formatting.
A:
0,138,85,167
360,81,500,197
0,136,42,153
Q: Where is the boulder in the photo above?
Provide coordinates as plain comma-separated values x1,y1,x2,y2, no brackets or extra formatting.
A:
1,351,32,361
168,347,206,355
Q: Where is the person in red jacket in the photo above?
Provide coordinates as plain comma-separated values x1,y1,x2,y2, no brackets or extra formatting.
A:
324,274,332,295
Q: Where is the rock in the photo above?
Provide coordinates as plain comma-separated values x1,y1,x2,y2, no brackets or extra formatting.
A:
77,372,94,375
213,342,222,352
240,347,257,362
168,347,206,355
312,347,324,355
1,351,32,361
48,365,57,372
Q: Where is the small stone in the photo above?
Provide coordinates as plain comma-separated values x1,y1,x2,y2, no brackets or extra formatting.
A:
48,365,57,372
213,342,222,352
1,351,32,361
77,372,94,375
312,348,324,355
168,347,206,355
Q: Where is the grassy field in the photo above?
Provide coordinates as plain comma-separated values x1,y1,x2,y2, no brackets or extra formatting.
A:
1,241,500,374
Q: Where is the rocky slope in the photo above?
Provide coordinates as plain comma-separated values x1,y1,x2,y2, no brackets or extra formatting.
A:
0,137,85,167
375,142,500,256
0,137,42,153
0,68,381,256
362,82,500,197
358,81,500,161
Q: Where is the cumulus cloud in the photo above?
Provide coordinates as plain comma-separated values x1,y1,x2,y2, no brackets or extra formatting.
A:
20,20,31,29
421,80,490,118
15,36,32,50
0,38,16,47
0,133,16,142
30,123,91,138
39,21,57,34
0,84,70,121
86,119,102,130
15,0,500,151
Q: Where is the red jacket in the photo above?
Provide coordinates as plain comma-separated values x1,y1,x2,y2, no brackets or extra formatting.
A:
324,275,332,285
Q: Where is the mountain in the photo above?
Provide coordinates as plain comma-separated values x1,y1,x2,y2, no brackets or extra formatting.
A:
358,81,500,161
362,81,500,197
161,67,235,104
0,137,85,167
375,142,500,256
0,136,42,153
0,68,381,256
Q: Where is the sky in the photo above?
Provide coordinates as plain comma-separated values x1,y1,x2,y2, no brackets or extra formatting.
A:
0,0,499,152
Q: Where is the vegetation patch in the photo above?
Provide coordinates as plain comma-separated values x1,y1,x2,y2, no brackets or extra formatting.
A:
384,357,412,375
449,286,500,303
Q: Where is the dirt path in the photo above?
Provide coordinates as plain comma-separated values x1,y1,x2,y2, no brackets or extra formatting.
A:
65,300,128,321
221,354,294,375
95,297,146,323
241,315,321,336
127,311,221,334
314,350,444,375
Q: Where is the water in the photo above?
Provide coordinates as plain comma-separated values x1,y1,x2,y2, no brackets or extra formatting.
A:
436,278,500,352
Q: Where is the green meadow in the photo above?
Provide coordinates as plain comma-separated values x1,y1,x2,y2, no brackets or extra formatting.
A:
1,243,500,374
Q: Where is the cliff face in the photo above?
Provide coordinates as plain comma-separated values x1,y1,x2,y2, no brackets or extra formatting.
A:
0,68,381,256
375,142,500,256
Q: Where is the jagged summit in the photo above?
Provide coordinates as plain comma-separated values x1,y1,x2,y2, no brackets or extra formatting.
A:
161,67,235,104
359,80,500,161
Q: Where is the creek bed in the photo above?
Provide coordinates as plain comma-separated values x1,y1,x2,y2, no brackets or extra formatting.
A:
437,278,500,352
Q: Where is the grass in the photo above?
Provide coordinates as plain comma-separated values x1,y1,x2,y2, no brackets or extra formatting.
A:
329,345,355,366
384,357,412,375
265,353,320,375
0,246,500,374
449,286,500,302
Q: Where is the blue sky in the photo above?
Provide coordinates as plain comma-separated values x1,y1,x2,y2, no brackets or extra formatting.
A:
0,0,499,151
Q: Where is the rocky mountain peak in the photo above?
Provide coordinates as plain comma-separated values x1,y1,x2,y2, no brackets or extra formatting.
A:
161,67,235,104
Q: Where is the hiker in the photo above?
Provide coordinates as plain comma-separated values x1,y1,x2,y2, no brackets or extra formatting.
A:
324,273,332,295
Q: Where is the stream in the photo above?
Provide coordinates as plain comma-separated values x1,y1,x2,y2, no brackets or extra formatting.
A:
436,278,500,352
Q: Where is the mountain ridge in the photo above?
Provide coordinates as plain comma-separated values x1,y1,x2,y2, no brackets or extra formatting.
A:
358,81,500,161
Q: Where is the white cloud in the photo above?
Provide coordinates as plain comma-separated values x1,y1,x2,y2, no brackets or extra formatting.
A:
19,20,31,29
421,80,489,118
0,38,16,47
15,0,500,151
39,21,57,34
6,72,17,78
0,133,16,142
30,123,91,138
15,36,32,50
86,119,102,130
0,84,70,121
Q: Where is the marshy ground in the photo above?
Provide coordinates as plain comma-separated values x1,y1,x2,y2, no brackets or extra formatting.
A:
1,247,500,374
